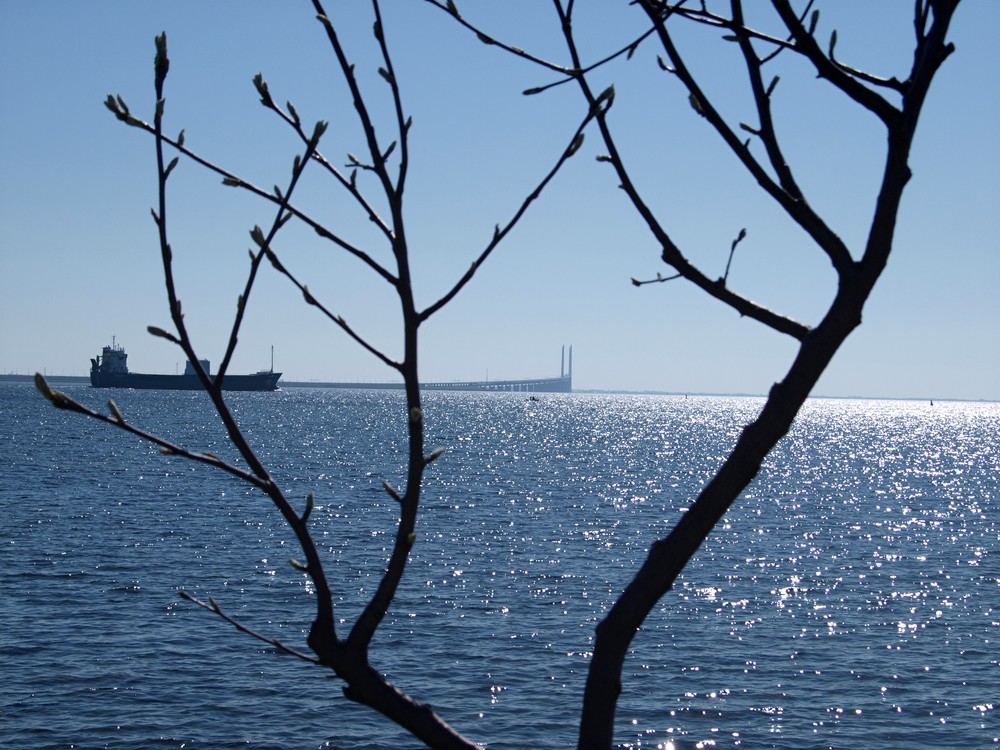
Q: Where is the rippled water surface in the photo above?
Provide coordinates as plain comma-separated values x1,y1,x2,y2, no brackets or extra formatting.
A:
1,383,997,749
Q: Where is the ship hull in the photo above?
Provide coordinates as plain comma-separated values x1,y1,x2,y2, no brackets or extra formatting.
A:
90,371,281,391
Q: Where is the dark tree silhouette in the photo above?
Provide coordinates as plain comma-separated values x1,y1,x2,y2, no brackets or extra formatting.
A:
37,1,961,748
431,1,961,745
36,2,591,747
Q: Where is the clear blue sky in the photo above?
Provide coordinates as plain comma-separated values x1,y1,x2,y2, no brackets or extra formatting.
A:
1,2,997,400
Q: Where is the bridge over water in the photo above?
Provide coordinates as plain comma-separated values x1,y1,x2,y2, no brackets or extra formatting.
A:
284,346,573,393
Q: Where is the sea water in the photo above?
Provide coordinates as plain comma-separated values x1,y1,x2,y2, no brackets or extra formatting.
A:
1,383,996,749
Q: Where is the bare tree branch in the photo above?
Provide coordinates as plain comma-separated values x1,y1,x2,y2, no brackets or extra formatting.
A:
178,591,322,664
420,114,594,323
729,1,804,203
311,2,400,213
639,1,857,278
216,140,320,382
252,73,397,245
103,101,400,286
261,243,401,371
551,2,812,340
34,374,267,488
771,0,902,125
371,0,412,200
422,0,578,78
157,39,342,657
573,3,961,746
630,270,682,287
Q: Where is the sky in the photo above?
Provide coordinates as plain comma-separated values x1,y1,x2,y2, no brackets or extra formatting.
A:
1,2,997,401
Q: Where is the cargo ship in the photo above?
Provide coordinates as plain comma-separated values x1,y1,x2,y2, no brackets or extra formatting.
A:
90,339,281,391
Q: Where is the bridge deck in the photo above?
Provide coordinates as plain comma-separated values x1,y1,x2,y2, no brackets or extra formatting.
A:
282,375,572,393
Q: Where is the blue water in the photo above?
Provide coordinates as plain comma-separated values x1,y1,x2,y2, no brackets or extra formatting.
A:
1,383,997,749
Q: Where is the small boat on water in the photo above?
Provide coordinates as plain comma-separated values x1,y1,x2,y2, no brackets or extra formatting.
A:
90,339,281,391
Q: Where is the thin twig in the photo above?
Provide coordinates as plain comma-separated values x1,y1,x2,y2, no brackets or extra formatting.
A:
638,0,856,278
554,1,811,341
33,375,267,489
217,139,319,380
104,104,397,286
420,111,596,323
179,591,321,664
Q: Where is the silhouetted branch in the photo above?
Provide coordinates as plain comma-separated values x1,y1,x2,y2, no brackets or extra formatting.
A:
570,3,961,746
423,0,665,99
420,112,596,322
253,74,396,244
217,140,320,382
422,0,576,78
260,242,401,371
721,227,747,285
630,270,682,287
312,2,400,209
148,37,342,657
371,1,411,200
178,591,322,664
552,2,812,341
33,374,266,487
771,0,901,125
729,3,805,204
639,1,857,278
104,98,398,286
651,0,816,64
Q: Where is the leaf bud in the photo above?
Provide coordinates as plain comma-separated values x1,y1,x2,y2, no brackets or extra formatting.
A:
107,399,124,423
266,248,286,274
565,133,585,158
382,480,402,503
253,72,273,107
154,33,170,89
34,372,54,401
688,93,705,116
309,120,328,147
595,84,615,109
147,325,176,342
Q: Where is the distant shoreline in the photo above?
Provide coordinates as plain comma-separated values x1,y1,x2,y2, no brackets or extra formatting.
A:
1,373,90,384
4,374,994,403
